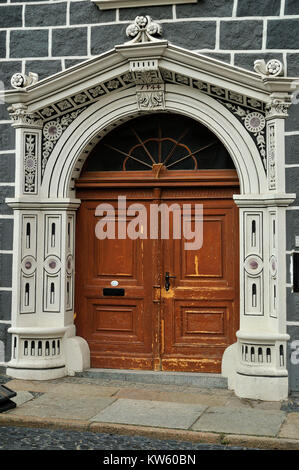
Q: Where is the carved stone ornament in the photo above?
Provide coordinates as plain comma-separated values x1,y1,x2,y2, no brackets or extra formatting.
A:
126,16,162,44
8,103,43,128
24,133,38,193
254,59,284,78
42,107,87,176
265,95,292,119
222,102,267,169
136,85,165,110
11,72,39,89
129,59,165,111
267,123,276,190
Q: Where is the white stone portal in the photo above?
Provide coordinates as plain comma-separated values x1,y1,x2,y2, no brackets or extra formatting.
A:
2,37,296,399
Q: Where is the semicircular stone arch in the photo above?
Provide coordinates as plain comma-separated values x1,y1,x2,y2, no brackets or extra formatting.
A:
41,84,267,199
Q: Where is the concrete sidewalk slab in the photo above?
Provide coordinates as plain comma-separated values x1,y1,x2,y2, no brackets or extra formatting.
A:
278,413,299,439
10,391,35,407
90,399,207,430
6,379,119,398
191,406,286,437
225,395,282,410
7,394,116,420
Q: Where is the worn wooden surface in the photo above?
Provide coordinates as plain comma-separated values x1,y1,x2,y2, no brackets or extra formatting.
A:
75,170,239,372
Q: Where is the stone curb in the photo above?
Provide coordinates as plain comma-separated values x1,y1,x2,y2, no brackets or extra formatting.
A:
1,413,299,449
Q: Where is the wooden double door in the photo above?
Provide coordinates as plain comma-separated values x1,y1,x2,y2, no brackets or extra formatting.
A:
75,177,239,373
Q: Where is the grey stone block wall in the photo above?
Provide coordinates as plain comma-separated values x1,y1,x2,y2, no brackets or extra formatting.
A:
287,326,299,393
0,0,298,391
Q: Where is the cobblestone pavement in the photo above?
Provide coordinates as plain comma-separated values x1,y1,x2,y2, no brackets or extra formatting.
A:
0,425,253,450
0,426,258,451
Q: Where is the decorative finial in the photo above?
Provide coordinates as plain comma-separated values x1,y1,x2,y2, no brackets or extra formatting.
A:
254,59,284,78
11,72,39,89
126,16,162,44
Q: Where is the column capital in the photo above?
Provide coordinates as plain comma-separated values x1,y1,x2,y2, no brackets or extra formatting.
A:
265,93,293,119
8,103,43,129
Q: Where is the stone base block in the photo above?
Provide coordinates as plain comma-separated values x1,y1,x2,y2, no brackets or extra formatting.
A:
65,336,90,375
6,366,67,381
221,342,237,390
235,372,289,401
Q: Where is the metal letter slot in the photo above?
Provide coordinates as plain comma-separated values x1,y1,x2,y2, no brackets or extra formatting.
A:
103,288,125,296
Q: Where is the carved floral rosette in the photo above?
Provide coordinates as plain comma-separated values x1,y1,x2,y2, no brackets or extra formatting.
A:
222,102,267,170
42,108,86,177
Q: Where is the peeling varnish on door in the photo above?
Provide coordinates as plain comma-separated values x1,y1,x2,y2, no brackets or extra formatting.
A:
161,287,175,298
194,255,199,276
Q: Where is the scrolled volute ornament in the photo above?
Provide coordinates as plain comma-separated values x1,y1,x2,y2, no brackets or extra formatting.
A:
254,59,284,78
11,72,39,89
126,16,162,44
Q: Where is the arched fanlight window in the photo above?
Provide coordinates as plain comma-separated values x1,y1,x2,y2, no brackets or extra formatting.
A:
83,113,235,172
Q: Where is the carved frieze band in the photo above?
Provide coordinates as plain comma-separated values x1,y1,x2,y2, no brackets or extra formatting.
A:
39,76,136,179
267,122,276,190
24,133,38,194
11,62,291,182
160,69,267,172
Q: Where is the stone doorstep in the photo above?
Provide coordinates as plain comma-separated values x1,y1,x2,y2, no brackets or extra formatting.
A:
77,369,228,389
0,414,299,450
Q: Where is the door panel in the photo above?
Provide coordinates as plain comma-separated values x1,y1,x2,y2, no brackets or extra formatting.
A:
160,190,239,372
75,190,158,370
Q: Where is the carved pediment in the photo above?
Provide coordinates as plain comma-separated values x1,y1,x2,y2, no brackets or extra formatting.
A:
1,17,296,187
